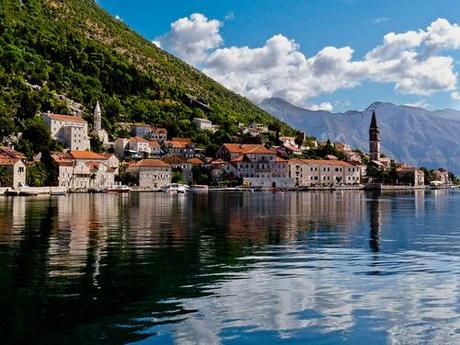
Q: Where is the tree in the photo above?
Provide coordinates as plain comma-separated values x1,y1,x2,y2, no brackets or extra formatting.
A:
18,117,52,155
26,162,49,187
0,166,12,187
172,170,185,184
294,131,304,147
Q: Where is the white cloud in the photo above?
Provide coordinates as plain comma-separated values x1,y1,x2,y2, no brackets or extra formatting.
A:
309,102,334,112
374,17,389,24
156,16,460,104
404,99,430,109
452,91,460,101
154,13,223,64
224,11,234,21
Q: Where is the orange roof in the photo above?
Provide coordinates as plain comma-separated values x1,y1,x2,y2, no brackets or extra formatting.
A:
44,113,87,124
172,137,192,143
165,140,191,148
187,157,205,165
129,136,149,143
134,159,170,168
0,158,20,166
0,147,25,159
70,151,107,160
149,141,161,148
162,155,186,164
222,144,273,154
288,159,353,167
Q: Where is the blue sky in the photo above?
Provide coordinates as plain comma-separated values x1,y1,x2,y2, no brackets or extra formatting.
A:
99,0,460,112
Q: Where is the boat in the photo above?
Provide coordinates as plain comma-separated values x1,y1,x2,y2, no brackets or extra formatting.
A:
189,185,209,193
50,190,67,196
429,181,447,190
106,184,131,193
162,183,189,194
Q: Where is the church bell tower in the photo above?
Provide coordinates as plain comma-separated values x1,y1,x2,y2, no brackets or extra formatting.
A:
369,111,380,161
94,101,102,131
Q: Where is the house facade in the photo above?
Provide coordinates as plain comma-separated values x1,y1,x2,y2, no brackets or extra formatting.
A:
0,147,26,188
193,118,219,133
42,112,91,151
288,158,362,187
127,159,171,189
52,151,118,190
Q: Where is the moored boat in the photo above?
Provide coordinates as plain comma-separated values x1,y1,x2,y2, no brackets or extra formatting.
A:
189,185,209,193
161,183,189,194
107,184,131,193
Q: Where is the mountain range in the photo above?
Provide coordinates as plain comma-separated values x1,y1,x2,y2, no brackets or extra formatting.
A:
260,98,460,173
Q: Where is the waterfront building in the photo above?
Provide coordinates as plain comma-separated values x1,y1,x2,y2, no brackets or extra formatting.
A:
0,147,26,188
127,159,171,189
42,112,91,151
0,157,26,188
52,151,118,189
435,168,450,185
218,144,294,188
394,166,425,187
193,118,220,133
288,158,362,187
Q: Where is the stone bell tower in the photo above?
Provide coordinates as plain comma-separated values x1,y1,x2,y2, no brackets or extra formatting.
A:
93,101,102,131
369,111,380,161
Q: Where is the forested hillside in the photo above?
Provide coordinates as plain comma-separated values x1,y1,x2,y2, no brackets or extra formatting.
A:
0,0,290,145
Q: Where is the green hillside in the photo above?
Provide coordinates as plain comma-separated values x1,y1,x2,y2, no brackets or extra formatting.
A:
0,0,292,147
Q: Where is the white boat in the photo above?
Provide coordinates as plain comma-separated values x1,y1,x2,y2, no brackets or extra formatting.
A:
107,184,131,193
429,181,447,190
189,185,209,193
162,183,189,194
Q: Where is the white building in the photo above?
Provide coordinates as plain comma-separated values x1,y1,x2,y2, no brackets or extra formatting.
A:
288,158,362,187
0,147,26,188
193,118,219,133
42,112,90,151
219,144,294,188
131,124,168,141
52,151,118,190
114,137,163,159
127,159,171,189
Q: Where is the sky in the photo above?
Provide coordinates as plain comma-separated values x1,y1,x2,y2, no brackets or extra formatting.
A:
98,0,460,112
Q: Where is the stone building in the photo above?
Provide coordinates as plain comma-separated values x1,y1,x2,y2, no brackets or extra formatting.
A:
42,112,90,151
0,147,26,188
52,151,118,190
127,159,171,189
288,158,362,187
218,144,294,188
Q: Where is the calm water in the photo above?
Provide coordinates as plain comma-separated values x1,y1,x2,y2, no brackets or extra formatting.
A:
1,191,460,344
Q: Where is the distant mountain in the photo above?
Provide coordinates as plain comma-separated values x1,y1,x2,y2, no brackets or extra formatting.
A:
260,98,460,173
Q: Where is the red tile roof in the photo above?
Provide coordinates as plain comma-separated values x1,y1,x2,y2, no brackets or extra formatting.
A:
172,137,192,143
162,155,186,164
70,151,107,160
134,159,170,168
288,159,353,167
129,136,149,143
187,157,205,165
0,147,25,159
44,113,87,124
149,141,161,148
222,144,274,155
0,158,20,166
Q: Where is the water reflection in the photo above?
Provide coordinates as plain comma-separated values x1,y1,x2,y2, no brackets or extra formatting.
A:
1,191,460,344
